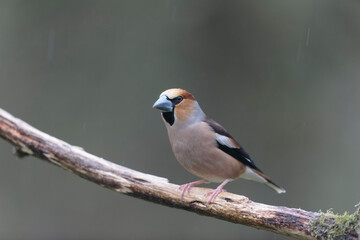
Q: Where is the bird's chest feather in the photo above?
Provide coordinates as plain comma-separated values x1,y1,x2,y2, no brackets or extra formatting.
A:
167,122,216,165
165,120,244,182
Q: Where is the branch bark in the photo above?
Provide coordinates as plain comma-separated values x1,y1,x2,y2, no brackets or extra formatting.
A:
0,108,358,239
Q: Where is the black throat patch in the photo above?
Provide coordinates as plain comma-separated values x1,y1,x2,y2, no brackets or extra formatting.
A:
162,111,175,126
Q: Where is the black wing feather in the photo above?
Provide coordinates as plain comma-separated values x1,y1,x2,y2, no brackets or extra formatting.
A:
216,141,263,173
204,116,263,173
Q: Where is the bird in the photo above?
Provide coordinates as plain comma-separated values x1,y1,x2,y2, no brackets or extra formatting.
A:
153,88,285,204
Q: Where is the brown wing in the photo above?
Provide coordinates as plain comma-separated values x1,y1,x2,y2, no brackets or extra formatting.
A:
203,116,234,139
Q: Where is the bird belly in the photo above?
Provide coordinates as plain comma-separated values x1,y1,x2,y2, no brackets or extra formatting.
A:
167,122,245,183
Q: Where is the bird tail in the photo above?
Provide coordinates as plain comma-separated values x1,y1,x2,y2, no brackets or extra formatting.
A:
252,169,286,194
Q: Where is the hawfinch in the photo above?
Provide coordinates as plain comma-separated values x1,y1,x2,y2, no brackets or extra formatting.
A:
153,88,285,204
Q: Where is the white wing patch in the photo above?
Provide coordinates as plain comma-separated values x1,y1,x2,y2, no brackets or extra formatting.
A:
215,133,255,166
215,133,237,148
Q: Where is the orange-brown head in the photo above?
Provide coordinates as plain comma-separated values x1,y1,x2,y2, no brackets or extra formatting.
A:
153,88,203,126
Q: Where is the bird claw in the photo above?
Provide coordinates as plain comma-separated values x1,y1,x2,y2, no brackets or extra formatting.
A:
178,180,229,204
206,189,227,204
205,179,231,204
179,183,191,200
178,180,207,200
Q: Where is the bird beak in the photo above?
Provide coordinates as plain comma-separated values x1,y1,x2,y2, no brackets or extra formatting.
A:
153,95,173,112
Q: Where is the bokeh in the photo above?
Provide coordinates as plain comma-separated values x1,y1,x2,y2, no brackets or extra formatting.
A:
1,1,360,239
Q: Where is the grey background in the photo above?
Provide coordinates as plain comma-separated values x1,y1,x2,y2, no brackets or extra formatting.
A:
1,1,360,239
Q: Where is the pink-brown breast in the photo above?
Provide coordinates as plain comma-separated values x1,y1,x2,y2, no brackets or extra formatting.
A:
166,121,246,183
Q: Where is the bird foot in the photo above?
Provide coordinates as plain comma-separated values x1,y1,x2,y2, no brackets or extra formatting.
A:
205,179,231,204
206,189,227,204
179,180,206,200
179,184,191,200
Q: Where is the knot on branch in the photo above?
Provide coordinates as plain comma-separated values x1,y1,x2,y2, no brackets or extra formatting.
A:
310,203,360,240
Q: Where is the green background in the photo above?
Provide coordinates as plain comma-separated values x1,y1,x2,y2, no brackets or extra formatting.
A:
1,1,360,239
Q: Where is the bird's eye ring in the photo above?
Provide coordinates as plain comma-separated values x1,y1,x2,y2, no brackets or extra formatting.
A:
173,96,183,105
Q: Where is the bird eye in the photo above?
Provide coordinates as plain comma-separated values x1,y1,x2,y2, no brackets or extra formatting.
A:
175,96,183,104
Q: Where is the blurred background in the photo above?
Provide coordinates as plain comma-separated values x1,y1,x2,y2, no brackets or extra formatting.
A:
0,0,360,239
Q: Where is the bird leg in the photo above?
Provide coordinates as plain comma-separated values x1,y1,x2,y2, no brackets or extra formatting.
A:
206,179,231,204
179,179,207,200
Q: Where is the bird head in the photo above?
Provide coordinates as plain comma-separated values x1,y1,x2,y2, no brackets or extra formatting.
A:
153,88,204,126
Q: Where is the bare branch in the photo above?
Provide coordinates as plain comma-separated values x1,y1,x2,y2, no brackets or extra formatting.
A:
0,108,358,240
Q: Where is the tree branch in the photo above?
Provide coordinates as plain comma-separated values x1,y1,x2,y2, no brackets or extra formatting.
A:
0,108,358,240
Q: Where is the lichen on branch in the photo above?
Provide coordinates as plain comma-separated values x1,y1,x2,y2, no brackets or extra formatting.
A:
311,203,360,240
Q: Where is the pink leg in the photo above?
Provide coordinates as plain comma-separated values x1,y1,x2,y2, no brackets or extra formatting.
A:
179,179,207,200
206,179,231,204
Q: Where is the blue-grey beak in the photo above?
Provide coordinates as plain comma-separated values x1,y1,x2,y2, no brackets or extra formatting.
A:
153,95,173,112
